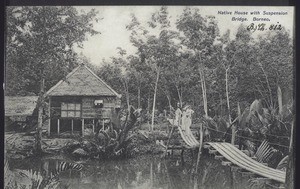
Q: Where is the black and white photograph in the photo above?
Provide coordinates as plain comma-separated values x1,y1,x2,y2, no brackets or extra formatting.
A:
4,6,295,189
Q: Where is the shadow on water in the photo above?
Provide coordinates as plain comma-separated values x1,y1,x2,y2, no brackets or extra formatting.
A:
7,153,265,189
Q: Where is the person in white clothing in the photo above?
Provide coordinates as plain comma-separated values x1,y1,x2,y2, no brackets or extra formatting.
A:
182,105,194,133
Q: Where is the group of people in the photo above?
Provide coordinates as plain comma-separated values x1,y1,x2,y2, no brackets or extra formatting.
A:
174,102,194,134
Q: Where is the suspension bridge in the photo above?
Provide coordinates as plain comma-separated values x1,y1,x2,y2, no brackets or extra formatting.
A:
166,118,286,184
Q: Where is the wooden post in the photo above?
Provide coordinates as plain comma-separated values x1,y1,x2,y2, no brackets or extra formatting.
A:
231,125,236,145
71,119,74,135
57,119,60,136
92,119,95,133
102,119,104,130
82,119,84,136
195,123,203,174
48,97,51,136
43,161,49,177
165,125,175,155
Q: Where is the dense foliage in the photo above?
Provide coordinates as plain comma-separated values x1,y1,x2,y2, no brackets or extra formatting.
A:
5,6,99,96
6,6,294,159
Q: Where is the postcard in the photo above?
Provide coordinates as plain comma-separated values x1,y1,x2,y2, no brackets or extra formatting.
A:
4,6,295,189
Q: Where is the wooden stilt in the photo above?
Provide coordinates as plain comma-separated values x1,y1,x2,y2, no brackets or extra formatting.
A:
82,119,84,136
57,119,60,136
181,148,184,163
165,126,175,155
71,119,74,135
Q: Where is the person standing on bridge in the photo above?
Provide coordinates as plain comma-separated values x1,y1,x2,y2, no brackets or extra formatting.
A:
182,105,194,134
174,102,182,127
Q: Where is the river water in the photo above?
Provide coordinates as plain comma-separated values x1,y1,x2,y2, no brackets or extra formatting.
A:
8,153,264,189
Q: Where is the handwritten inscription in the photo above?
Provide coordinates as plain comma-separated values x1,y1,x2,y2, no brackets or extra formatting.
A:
247,22,283,32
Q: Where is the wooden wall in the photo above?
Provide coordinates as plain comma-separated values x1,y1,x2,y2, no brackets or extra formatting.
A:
49,96,118,119
82,96,117,119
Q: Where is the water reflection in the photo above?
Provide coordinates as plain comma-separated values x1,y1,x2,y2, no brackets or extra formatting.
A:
8,154,257,189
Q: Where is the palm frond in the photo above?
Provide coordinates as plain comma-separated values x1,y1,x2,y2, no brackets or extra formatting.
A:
255,140,276,163
276,155,288,171
248,177,268,189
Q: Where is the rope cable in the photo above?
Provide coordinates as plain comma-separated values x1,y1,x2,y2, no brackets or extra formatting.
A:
203,125,289,148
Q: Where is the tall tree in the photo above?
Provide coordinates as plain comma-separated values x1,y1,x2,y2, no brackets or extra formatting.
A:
177,8,219,117
127,7,179,131
5,6,99,153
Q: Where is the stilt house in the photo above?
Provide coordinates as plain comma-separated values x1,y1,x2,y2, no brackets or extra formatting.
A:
45,64,121,136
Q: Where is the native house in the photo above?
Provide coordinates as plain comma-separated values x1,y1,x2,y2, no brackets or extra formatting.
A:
45,64,121,136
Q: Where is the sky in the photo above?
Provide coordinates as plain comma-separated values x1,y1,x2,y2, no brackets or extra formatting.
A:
74,6,294,66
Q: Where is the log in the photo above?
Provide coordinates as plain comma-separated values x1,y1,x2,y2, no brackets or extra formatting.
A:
214,155,224,160
209,149,218,154
239,170,255,176
221,161,232,166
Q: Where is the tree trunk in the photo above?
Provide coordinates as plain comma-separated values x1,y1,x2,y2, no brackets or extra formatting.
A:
151,67,160,131
137,84,141,109
122,78,130,112
166,95,172,114
225,68,231,122
225,68,235,144
199,67,208,117
176,85,183,108
285,118,295,189
35,77,44,154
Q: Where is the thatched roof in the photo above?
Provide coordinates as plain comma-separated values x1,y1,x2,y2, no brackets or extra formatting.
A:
5,96,38,116
45,64,121,97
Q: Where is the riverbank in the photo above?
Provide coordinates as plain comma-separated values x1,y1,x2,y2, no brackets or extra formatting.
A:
5,127,171,160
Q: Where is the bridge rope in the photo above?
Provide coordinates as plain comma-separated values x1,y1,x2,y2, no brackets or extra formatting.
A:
203,126,289,149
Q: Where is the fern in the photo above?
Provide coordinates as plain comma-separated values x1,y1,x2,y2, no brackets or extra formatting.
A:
72,148,89,157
